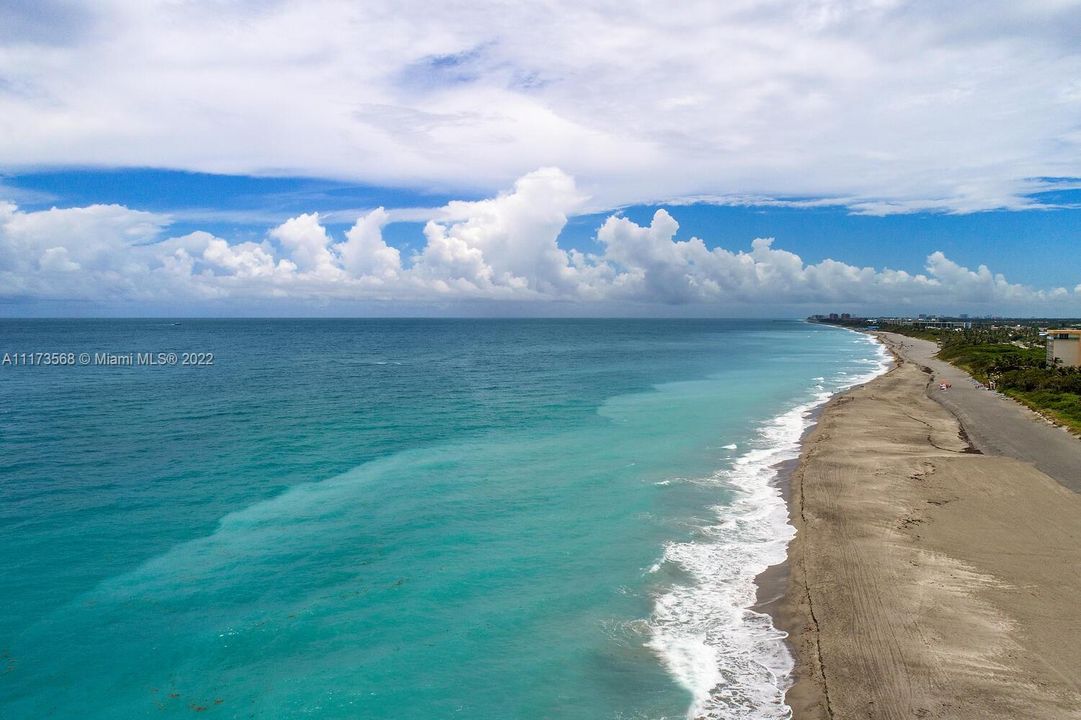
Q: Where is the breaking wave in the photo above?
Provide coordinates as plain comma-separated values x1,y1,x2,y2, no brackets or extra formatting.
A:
647,331,890,719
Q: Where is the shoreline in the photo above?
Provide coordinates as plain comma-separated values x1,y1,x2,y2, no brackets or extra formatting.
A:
668,330,891,719
750,336,890,713
750,391,868,715
750,430,814,614
755,360,891,720
766,332,1081,719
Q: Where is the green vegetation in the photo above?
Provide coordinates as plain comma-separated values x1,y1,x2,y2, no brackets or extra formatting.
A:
880,324,1081,434
937,340,1045,379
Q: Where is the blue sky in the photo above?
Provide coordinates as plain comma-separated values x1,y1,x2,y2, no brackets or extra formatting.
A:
2,1,1081,316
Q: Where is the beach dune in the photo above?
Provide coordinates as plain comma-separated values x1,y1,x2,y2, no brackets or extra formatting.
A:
779,342,1081,719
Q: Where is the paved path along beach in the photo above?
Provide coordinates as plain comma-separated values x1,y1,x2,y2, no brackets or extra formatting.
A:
880,332,1081,491
778,340,1081,720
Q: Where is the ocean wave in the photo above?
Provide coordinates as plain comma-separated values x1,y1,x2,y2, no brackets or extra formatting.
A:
647,331,889,719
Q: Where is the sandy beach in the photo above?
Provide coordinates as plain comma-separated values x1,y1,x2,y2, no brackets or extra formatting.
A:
774,334,1081,719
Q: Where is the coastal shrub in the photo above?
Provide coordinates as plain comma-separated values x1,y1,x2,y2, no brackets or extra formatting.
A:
937,343,1044,380
1009,390,1081,432
1000,368,1081,394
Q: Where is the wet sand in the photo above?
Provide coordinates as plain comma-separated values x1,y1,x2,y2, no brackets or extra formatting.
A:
773,337,1081,719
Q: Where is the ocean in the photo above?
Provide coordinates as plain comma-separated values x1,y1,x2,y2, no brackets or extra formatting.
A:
0,319,887,719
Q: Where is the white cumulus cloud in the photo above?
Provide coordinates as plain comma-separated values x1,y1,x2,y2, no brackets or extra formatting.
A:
0,169,1078,314
413,168,588,296
336,208,400,281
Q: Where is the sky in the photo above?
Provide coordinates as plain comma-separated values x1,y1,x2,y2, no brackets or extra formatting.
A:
1,0,1080,316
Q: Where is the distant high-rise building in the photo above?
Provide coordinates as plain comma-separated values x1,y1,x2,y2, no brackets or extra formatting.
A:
841,313,851,320
959,313,969,319
829,313,839,320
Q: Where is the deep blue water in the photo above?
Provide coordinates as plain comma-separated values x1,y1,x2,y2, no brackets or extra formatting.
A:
0,319,885,719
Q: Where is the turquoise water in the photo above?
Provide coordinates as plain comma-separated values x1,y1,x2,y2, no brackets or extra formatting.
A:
0,319,886,719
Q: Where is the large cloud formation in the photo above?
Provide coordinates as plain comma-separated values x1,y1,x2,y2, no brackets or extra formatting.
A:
2,169,1077,314
2,1,1081,213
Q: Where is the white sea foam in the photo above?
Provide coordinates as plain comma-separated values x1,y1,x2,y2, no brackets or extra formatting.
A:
648,331,890,719
722,443,738,450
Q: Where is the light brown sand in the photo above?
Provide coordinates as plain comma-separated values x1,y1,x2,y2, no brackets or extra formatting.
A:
777,342,1081,719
